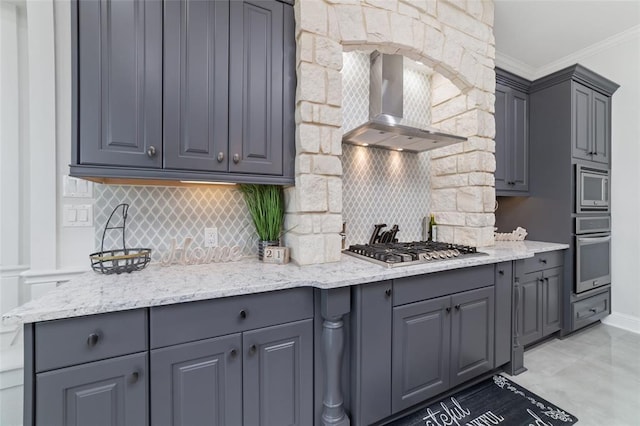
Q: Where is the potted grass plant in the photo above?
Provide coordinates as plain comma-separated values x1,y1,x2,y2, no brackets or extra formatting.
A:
238,184,284,260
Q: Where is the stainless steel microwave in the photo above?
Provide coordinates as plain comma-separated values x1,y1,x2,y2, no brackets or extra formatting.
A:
576,165,610,213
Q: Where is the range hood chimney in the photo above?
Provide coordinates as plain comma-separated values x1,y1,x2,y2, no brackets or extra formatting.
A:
342,52,466,152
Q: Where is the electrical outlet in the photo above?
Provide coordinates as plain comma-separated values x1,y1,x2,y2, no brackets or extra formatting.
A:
204,227,218,248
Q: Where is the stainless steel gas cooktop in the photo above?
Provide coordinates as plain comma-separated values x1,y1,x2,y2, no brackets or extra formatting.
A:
344,240,485,268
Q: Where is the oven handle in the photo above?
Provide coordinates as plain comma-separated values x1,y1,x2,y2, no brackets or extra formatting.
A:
577,235,611,244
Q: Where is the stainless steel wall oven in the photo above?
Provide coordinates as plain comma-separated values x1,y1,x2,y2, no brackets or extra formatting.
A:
575,216,611,293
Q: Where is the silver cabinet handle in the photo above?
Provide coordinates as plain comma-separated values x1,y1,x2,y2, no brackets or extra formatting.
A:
217,152,224,162
233,154,240,164
146,146,157,158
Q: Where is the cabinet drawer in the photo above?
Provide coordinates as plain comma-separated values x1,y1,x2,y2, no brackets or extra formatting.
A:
150,287,313,348
518,250,564,275
572,289,610,330
393,265,494,306
35,309,147,372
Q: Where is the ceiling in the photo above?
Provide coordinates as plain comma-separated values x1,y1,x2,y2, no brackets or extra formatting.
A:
494,0,640,78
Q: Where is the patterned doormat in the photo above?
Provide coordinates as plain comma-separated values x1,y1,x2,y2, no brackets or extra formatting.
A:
389,375,578,426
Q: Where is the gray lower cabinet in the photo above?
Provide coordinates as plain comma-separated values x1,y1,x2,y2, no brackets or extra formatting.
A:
391,286,494,413
542,267,562,335
515,272,543,346
243,319,313,426
149,288,314,426
151,319,312,426
494,262,513,368
514,252,563,347
150,334,242,426
27,289,314,426
350,281,393,426
36,352,148,426
392,295,450,412
450,287,495,387
571,288,611,330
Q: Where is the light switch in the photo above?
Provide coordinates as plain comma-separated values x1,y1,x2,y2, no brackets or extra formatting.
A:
63,176,93,198
63,204,93,227
66,208,77,223
77,209,88,222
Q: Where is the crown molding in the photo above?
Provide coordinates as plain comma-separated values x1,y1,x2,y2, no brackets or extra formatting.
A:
494,51,536,81
496,25,640,81
533,25,640,79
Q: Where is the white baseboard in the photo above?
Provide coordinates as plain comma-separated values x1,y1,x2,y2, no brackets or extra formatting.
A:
602,312,640,334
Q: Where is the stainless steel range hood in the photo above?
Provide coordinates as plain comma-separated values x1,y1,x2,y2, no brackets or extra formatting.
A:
342,52,467,152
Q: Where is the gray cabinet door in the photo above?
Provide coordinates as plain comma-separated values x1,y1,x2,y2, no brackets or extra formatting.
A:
494,83,528,194
592,91,610,164
572,83,593,161
450,287,494,387
510,89,529,192
350,281,392,426
392,296,450,413
36,352,147,426
518,272,543,346
243,319,313,426
494,84,509,192
494,263,513,368
542,267,562,336
150,334,242,426
229,0,284,176
78,0,162,168
163,0,229,172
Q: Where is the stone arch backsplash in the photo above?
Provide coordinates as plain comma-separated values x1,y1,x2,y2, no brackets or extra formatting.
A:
284,0,496,265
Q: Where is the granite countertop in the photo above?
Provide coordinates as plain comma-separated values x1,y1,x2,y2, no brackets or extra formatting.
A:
2,240,568,325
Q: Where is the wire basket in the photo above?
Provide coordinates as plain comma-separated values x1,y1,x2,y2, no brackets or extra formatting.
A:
90,204,152,274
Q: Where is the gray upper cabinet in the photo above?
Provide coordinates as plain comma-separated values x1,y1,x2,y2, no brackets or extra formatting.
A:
150,334,242,426
77,0,162,168
495,68,531,195
163,0,229,172
36,352,148,426
72,0,296,184
229,0,285,176
572,82,611,165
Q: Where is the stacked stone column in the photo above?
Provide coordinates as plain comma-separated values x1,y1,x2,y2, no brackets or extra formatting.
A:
286,0,497,265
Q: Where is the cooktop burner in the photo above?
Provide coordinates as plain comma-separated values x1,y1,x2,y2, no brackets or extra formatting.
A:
345,241,485,267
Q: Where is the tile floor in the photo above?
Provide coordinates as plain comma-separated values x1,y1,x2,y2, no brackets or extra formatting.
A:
509,323,640,426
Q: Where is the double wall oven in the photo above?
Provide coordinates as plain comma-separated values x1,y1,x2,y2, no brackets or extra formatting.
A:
574,164,611,294
574,216,611,293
